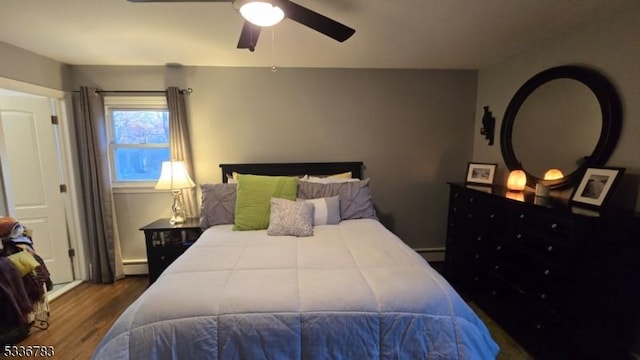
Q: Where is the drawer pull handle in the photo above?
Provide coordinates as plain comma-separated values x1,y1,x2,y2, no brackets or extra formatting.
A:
477,236,482,241
474,276,479,282
491,290,497,296
490,214,495,219
540,293,547,300
469,198,474,203
551,223,558,229
447,238,453,243
547,245,554,252
496,245,502,250
160,256,165,260
474,254,480,259
453,207,458,212
468,214,473,218
494,265,500,271
544,269,550,276
535,323,542,330
516,233,522,239
519,214,525,219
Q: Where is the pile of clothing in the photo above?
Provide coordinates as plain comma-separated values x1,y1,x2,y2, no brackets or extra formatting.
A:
0,216,53,345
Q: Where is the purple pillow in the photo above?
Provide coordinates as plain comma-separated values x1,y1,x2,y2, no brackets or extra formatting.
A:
200,183,236,229
297,179,377,220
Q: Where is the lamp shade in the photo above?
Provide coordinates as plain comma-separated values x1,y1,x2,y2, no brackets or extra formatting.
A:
155,161,195,190
506,170,527,191
237,0,285,27
544,168,564,180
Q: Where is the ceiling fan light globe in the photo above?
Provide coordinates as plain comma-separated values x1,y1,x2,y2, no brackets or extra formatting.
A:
239,1,284,27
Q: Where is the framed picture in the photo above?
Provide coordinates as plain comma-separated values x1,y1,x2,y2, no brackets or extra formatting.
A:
465,163,497,185
570,167,625,209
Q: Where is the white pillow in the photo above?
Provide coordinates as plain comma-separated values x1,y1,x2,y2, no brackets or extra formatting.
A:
267,198,314,237
302,196,341,225
301,177,360,184
299,171,358,183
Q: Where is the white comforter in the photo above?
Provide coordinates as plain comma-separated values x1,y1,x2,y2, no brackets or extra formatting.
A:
93,219,499,359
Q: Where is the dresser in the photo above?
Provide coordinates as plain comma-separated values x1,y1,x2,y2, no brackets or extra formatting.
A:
443,183,640,360
140,218,202,285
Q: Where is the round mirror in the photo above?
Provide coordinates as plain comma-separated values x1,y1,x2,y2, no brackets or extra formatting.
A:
500,65,622,189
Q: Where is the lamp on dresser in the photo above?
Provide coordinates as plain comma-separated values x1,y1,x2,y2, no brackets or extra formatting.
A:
535,168,565,197
155,160,195,224
506,169,527,191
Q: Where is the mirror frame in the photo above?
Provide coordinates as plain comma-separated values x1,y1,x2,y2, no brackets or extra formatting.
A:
500,65,622,189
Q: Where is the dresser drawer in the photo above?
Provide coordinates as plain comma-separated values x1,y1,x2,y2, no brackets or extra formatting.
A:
476,273,567,359
448,190,504,242
491,243,572,313
148,246,184,264
506,227,574,263
147,247,185,281
510,207,575,242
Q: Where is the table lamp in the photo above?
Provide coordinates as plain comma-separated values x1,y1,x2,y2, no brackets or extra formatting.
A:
507,170,527,191
155,160,195,224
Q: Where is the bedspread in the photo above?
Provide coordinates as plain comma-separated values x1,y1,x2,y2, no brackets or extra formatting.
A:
93,219,498,359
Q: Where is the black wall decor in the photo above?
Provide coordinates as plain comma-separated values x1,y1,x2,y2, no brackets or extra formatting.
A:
480,106,495,145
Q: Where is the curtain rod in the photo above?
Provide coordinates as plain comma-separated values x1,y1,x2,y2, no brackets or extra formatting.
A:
73,88,193,95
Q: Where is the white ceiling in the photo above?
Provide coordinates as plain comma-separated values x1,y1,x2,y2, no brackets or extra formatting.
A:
0,0,613,69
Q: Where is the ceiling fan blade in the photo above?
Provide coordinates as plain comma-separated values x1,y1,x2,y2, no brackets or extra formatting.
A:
285,1,355,42
237,21,262,52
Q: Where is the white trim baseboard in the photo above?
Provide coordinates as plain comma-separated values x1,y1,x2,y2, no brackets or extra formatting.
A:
123,259,149,276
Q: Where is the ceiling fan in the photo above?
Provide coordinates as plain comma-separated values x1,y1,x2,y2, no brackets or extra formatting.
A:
127,0,356,52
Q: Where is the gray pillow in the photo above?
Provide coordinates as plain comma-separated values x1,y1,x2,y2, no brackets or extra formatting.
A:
267,198,314,237
298,179,377,220
302,196,341,225
200,183,236,229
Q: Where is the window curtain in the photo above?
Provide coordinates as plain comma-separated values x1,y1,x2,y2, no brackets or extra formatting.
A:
166,87,197,218
72,87,124,283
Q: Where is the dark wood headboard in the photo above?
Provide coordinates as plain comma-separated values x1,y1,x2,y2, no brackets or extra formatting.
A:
219,162,364,183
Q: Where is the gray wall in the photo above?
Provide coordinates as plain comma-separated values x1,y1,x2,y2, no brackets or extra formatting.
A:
72,65,478,261
473,0,640,211
0,41,71,91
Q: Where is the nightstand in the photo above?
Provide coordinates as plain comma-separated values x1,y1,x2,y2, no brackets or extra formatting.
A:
140,218,202,285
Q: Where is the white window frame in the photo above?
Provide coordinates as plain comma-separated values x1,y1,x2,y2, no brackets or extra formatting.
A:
104,96,170,190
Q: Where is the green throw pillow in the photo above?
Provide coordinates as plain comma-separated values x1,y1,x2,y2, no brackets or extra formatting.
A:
233,174,299,230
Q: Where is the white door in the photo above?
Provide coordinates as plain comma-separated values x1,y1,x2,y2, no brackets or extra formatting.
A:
0,95,74,284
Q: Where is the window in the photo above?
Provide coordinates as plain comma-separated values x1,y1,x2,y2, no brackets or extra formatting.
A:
105,96,170,186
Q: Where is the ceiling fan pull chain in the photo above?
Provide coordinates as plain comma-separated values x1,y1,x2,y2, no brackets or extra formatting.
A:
271,29,278,72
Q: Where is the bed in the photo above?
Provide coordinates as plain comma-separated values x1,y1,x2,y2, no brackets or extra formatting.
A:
93,162,499,359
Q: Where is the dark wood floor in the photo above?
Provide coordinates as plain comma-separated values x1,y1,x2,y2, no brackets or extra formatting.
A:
18,276,148,359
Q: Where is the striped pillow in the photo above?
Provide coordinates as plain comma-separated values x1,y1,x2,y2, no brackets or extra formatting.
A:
302,196,341,225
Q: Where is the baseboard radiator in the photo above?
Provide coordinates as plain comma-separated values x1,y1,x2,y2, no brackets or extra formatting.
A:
123,259,148,276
